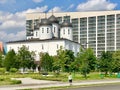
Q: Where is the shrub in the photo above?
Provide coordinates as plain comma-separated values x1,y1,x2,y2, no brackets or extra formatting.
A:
0,68,6,74
11,80,22,84
0,77,4,81
10,68,18,73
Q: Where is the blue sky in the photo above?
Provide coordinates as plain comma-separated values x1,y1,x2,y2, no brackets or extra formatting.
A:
0,0,119,42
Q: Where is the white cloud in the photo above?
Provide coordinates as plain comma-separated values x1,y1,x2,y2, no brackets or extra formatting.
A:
69,4,74,9
76,0,117,11
0,30,26,42
49,7,63,13
0,0,15,4
0,0,7,4
65,4,74,11
0,6,48,42
23,6,48,13
32,0,43,3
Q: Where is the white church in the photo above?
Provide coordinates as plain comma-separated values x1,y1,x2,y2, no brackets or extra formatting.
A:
6,15,80,61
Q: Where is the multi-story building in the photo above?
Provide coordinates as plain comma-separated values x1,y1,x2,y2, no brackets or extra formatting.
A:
26,10,120,57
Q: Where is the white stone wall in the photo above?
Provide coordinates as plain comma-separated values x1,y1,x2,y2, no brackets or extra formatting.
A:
60,27,73,40
64,40,80,56
7,40,80,61
52,23,59,38
33,30,39,39
39,25,52,39
26,36,33,40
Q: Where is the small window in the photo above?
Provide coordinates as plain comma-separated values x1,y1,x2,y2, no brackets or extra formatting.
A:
42,28,44,33
36,32,38,36
42,44,44,50
68,29,70,34
57,44,59,49
47,28,49,33
63,29,65,34
54,27,56,33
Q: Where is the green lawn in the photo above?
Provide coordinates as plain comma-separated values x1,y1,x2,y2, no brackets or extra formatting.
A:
0,72,118,86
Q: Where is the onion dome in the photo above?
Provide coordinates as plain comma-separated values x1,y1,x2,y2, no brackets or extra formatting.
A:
48,15,59,23
61,21,72,28
40,18,52,26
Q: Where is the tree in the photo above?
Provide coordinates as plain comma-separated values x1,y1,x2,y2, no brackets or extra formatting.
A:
64,50,75,72
87,48,97,71
0,52,4,67
4,49,19,71
52,55,61,73
75,48,96,78
16,45,36,71
39,52,53,72
56,46,75,72
56,46,67,72
99,51,113,76
112,51,120,73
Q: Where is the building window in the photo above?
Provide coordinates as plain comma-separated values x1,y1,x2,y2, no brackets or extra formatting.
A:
47,28,49,33
63,29,65,34
68,29,70,34
42,44,44,50
36,32,38,36
57,44,59,49
42,28,44,33
54,27,56,33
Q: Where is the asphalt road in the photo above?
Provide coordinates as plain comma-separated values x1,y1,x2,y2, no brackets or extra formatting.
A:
65,84,120,90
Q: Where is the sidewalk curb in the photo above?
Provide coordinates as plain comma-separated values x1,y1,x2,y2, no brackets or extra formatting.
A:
0,79,120,90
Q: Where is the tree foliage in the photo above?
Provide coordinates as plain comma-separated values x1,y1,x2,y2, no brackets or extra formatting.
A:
56,46,75,72
112,51,120,73
40,52,53,72
75,48,96,78
4,49,19,71
0,52,4,67
16,45,36,70
99,51,113,75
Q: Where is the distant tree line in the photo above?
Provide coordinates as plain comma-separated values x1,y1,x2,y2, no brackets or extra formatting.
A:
0,45,36,73
0,45,120,77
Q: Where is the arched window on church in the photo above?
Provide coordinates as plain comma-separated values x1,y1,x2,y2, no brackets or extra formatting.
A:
63,29,65,34
47,28,49,33
68,29,70,34
54,27,56,33
42,44,44,50
42,28,44,33
36,32,38,36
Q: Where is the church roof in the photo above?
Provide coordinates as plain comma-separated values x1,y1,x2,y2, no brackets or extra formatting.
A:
7,38,79,44
40,18,52,26
48,15,59,23
61,21,72,28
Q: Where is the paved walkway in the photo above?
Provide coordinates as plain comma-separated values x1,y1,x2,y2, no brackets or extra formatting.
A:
0,78,120,90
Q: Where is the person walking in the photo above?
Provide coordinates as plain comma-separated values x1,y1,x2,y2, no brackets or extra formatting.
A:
68,73,72,86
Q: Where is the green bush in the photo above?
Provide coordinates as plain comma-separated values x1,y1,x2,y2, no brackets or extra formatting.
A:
11,80,22,84
0,77,4,81
0,68,6,74
10,68,18,73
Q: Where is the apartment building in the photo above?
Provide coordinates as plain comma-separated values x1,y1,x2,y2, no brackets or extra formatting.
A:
26,10,120,57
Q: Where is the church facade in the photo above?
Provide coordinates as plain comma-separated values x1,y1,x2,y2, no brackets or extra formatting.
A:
6,15,80,61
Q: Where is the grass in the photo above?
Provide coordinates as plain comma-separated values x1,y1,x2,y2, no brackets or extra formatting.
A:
0,72,118,86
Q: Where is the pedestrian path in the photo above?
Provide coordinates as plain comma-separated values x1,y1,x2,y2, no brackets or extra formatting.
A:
11,77,58,85
0,78,120,90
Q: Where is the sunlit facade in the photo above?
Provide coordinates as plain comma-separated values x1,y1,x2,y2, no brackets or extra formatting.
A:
26,10,120,57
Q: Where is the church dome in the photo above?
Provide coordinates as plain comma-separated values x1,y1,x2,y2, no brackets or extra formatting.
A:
48,15,59,23
61,21,72,28
40,18,52,26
